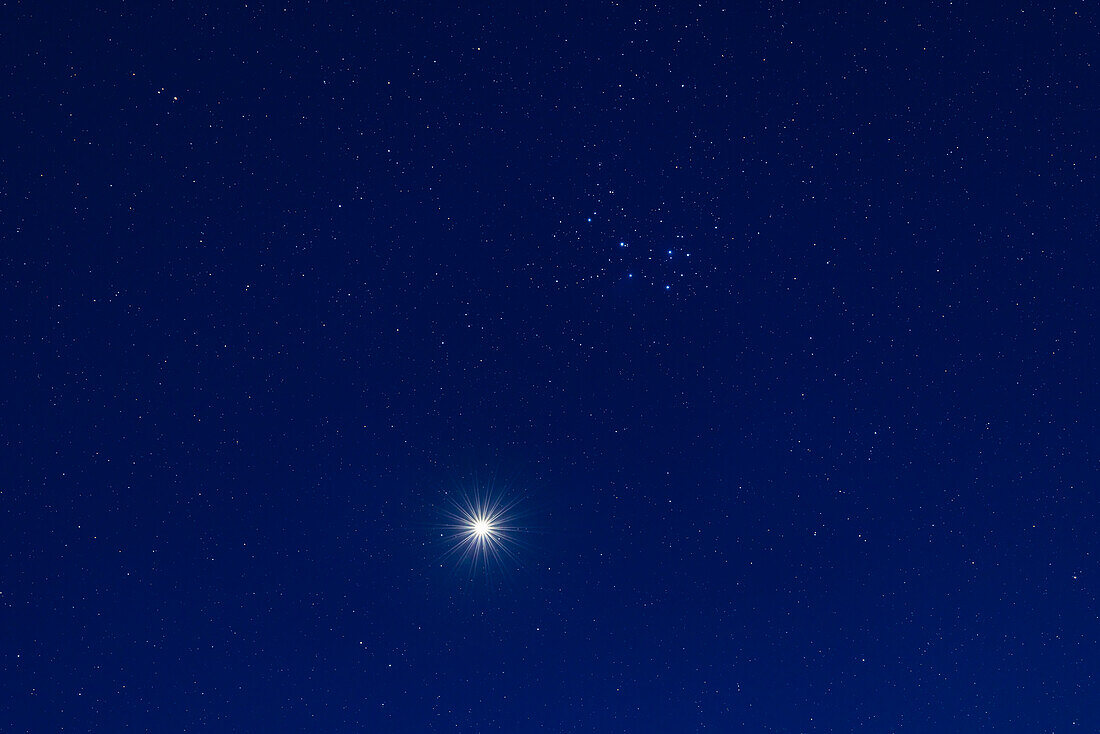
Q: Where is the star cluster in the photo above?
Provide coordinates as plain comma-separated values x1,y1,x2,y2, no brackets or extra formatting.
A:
2,2,1095,732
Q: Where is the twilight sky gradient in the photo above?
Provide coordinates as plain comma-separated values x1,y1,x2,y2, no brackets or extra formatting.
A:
2,2,1097,731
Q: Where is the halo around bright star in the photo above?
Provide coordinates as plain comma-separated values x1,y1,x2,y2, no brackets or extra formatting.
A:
439,488,525,576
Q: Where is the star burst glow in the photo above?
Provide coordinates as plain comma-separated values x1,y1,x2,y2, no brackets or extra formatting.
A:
440,490,524,574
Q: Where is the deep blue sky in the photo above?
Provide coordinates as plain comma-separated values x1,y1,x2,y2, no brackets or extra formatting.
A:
2,1,1097,731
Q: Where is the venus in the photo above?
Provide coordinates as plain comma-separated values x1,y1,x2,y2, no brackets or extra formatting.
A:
439,488,524,575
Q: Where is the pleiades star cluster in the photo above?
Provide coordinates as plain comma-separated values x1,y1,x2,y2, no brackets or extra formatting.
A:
2,2,1096,732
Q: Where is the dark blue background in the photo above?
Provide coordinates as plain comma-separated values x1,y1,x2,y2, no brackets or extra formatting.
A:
2,1,1096,731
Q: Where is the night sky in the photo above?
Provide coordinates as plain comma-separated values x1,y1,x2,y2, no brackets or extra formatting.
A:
2,2,1097,731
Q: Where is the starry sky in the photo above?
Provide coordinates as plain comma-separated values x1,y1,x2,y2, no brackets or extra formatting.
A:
2,2,1097,731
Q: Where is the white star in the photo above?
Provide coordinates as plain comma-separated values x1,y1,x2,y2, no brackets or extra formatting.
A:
439,488,525,575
